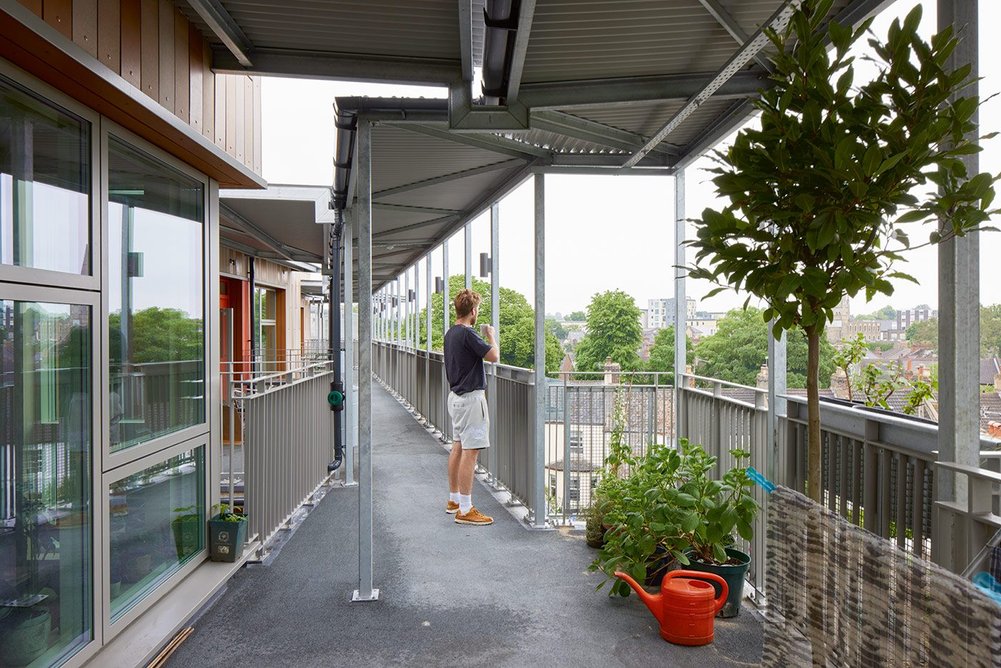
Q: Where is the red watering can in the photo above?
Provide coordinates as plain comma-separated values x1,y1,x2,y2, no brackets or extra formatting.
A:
614,569,728,646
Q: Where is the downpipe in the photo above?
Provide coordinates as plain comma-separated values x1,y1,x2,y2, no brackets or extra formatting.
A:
327,211,346,473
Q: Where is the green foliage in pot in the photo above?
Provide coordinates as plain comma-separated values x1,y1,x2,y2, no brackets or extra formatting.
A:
213,503,247,522
589,442,689,597
672,440,758,566
589,439,759,596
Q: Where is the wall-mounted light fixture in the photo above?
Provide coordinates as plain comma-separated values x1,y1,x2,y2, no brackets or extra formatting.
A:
408,290,415,302
434,277,444,294
479,253,491,278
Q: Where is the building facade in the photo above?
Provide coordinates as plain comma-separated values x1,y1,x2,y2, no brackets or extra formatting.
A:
646,297,696,330
0,2,270,665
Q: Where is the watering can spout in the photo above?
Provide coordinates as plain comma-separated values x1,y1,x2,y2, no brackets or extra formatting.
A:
613,571,663,622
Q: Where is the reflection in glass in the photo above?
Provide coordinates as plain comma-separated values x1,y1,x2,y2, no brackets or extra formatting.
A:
0,300,92,666
108,447,204,622
0,76,91,275
108,139,204,451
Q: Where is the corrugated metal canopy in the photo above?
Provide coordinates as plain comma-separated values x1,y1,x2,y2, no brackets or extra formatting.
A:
179,0,893,285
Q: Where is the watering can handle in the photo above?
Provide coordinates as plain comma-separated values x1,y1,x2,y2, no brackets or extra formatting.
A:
667,570,729,615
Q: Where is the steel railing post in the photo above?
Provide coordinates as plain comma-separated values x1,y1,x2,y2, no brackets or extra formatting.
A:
532,174,546,528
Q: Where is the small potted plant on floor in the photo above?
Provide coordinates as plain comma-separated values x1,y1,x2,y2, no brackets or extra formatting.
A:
171,505,202,560
589,442,690,596
673,439,758,618
208,504,248,562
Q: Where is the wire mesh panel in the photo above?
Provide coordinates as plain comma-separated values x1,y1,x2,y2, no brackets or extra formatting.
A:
764,486,1001,667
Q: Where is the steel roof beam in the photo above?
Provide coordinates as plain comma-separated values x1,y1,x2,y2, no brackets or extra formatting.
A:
373,202,461,215
459,0,474,81
553,152,671,168
518,71,766,111
505,0,537,103
531,110,672,156
391,123,551,159
673,99,758,170
183,0,254,67
213,48,460,85
373,158,525,198
696,0,772,72
373,215,459,240
622,0,800,168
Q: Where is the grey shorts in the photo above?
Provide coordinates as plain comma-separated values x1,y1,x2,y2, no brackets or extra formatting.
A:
448,390,490,450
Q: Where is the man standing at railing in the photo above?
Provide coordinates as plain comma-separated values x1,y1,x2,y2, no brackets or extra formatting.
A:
444,289,499,526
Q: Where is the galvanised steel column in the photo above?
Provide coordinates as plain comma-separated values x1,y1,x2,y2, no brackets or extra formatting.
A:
413,264,419,351
936,0,980,562
353,117,378,602
673,170,687,446
767,330,787,480
344,208,357,486
425,253,432,422
464,222,472,290
442,239,450,441
404,269,410,349
532,174,547,528
488,202,500,485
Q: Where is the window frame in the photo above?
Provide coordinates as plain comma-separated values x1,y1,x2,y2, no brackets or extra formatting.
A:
101,436,209,641
0,60,101,293
100,121,212,474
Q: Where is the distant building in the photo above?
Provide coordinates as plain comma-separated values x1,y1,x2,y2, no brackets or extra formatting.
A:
897,306,937,330
647,297,696,329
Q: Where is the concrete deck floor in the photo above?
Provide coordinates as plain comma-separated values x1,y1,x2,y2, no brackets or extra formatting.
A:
168,384,763,668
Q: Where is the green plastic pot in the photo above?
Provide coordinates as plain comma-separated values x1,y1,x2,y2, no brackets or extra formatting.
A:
0,609,51,666
208,514,248,562
684,547,751,618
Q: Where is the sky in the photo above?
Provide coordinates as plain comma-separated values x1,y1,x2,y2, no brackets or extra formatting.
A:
260,0,1001,318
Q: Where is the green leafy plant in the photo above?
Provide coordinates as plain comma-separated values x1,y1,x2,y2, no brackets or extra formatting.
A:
589,438,759,596
688,1,999,501
589,442,686,597
213,503,247,522
672,440,758,566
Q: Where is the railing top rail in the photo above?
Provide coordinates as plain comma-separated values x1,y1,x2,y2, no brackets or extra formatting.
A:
679,372,768,394
228,364,332,395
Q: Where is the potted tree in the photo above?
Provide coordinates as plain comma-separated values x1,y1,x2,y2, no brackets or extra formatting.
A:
672,440,758,618
688,0,999,501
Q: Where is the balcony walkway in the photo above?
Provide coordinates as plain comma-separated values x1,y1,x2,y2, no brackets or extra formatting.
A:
168,384,763,667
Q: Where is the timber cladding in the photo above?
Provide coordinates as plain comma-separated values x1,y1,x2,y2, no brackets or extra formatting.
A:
14,0,262,176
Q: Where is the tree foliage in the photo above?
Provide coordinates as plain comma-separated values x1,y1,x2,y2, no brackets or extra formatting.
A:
419,275,561,373
694,308,835,388
110,308,203,364
906,318,939,348
687,0,999,500
567,311,586,322
645,326,694,380
575,290,643,372
905,306,1001,355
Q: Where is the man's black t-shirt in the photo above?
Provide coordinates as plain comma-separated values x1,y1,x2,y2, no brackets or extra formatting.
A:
444,324,492,394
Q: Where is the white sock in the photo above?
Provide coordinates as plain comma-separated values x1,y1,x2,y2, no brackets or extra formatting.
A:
449,492,460,503
459,494,472,514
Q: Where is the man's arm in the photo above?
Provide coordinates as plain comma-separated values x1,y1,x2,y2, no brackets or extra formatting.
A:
481,325,500,363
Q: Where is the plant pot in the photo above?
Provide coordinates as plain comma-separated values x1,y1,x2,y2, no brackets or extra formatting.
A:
584,514,605,549
684,548,750,618
644,546,672,587
0,609,51,667
208,515,248,562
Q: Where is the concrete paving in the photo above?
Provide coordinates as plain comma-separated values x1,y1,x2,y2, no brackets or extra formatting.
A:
168,384,763,668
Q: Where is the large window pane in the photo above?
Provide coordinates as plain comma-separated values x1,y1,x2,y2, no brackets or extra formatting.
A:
108,447,204,622
0,300,92,667
0,77,91,275
108,139,204,452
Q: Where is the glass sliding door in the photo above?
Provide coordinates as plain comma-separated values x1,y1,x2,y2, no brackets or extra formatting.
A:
0,299,92,667
108,139,205,453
